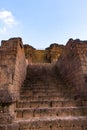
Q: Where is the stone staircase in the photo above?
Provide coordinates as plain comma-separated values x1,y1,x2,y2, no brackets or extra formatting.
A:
15,63,87,130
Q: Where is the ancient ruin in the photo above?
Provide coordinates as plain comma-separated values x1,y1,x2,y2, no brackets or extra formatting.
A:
0,37,87,130
24,43,64,63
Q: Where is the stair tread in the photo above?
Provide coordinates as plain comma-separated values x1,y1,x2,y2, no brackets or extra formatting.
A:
16,106,87,111
16,100,87,107
15,116,87,129
17,100,87,103
16,116,87,123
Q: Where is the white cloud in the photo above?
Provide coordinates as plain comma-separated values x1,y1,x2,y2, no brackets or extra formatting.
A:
0,10,17,26
0,10,18,34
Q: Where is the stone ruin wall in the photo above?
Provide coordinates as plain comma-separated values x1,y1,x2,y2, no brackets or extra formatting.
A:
56,39,87,98
24,43,65,64
0,38,27,119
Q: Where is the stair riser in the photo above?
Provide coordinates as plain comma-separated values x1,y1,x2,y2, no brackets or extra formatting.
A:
19,119,87,130
19,126,87,130
17,101,51,108
0,124,19,130
16,101,87,108
21,87,56,90
16,108,87,119
20,93,62,97
21,90,59,93
21,86,59,90
20,96,66,101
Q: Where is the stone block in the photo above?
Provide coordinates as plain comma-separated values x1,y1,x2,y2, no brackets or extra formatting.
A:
16,111,23,118
0,113,13,124
23,109,34,118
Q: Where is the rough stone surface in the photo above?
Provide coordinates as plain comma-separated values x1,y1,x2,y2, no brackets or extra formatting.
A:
56,39,87,98
0,113,13,124
0,37,27,101
24,43,64,63
0,37,27,128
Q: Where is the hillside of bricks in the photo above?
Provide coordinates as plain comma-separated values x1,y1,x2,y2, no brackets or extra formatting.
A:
0,37,87,130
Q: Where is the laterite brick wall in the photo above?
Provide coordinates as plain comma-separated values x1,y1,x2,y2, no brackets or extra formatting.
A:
0,38,27,118
56,39,87,97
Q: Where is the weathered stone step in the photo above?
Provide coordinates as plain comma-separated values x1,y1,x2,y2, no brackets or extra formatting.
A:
15,107,87,119
16,116,87,130
20,92,62,97
21,87,58,91
22,83,63,88
21,87,69,94
0,123,19,130
23,78,62,82
21,89,59,93
20,88,77,98
23,80,63,84
20,89,72,96
16,100,87,108
20,95,68,101
20,94,86,101
0,113,13,124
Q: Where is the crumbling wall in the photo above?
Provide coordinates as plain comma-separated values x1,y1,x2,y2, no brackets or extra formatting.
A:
46,43,65,63
24,43,64,63
56,39,87,98
11,38,27,100
0,38,27,120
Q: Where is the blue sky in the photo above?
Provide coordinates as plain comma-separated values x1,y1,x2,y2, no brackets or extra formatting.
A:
0,0,87,49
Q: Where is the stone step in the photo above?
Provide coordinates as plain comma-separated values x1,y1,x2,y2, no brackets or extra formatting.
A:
21,89,59,93
22,83,63,88
24,78,62,83
24,75,57,78
23,78,62,82
20,92,63,97
20,95,68,101
25,83,64,87
20,88,72,96
20,88,76,98
0,113,13,124
0,123,19,130
16,100,87,108
21,87,70,93
21,87,59,91
16,116,87,130
15,107,87,119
